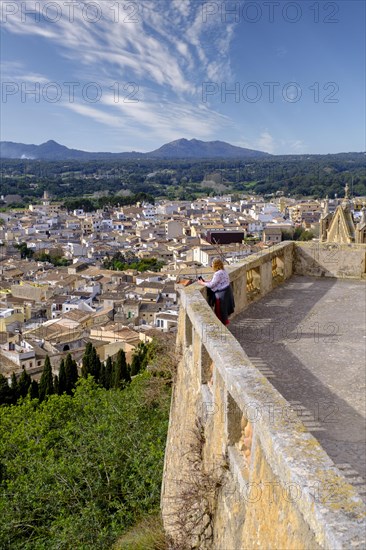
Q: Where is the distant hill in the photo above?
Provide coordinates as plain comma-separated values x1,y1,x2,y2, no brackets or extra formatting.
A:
0,138,270,160
146,138,270,159
0,140,140,161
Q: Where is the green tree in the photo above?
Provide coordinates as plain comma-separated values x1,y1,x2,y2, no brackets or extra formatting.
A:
99,363,106,388
39,356,54,402
28,380,39,400
64,353,78,394
130,353,141,377
299,230,314,241
293,227,303,240
15,242,34,259
81,344,100,382
130,343,149,376
91,347,101,382
58,359,67,395
81,342,93,378
104,356,113,390
11,372,19,401
0,374,14,406
281,230,294,241
113,349,131,389
18,369,31,399
53,375,59,395
0,372,171,548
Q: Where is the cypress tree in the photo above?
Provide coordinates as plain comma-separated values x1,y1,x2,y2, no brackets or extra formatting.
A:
53,375,59,395
65,353,78,394
99,363,106,388
104,356,113,390
90,347,99,379
11,372,19,402
95,354,101,383
130,343,149,376
18,369,31,399
122,352,131,385
113,349,131,388
58,359,67,395
29,380,39,400
81,344,101,382
39,356,54,402
112,358,121,389
130,353,141,376
140,342,149,370
81,342,93,378
0,374,14,406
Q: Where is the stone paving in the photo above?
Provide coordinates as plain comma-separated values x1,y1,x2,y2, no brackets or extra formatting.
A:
230,275,366,501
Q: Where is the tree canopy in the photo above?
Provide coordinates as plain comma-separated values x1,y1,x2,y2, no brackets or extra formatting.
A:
0,374,171,549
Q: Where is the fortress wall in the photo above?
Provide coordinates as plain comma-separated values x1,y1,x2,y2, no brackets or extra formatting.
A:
161,242,366,549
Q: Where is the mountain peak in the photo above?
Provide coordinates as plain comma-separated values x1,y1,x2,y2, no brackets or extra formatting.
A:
43,139,60,146
0,138,271,160
148,138,270,159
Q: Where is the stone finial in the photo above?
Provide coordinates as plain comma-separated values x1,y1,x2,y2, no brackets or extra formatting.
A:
342,184,351,211
344,183,350,200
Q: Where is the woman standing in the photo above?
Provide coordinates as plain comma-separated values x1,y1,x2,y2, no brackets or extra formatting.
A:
198,257,235,325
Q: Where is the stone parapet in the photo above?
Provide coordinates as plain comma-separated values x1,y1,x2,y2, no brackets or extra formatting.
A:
161,242,366,549
294,241,366,279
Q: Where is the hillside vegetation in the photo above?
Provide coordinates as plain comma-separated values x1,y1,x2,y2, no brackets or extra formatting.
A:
1,153,365,205
0,339,175,549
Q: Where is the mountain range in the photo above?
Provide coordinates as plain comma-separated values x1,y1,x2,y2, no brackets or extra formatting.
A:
0,138,270,161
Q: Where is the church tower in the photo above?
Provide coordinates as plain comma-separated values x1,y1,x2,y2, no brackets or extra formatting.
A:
43,190,50,206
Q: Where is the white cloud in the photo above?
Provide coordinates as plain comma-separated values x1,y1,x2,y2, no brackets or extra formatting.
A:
257,131,276,153
2,0,238,143
0,61,49,84
64,103,124,128
171,0,191,18
241,133,307,154
102,92,231,140
3,1,236,92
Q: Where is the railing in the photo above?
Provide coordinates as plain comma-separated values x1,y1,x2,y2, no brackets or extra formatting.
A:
162,242,366,549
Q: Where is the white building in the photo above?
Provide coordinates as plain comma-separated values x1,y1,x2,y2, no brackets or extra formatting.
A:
154,311,179,332
142,204,157,220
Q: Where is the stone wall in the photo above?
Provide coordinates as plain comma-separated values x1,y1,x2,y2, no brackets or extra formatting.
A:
294,242,366,279
161,242,366,549
11,283,52,302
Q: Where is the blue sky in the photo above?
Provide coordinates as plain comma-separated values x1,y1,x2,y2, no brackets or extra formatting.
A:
0,0,365,154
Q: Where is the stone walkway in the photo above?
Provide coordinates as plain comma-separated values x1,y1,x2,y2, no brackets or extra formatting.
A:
230,275,366,501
